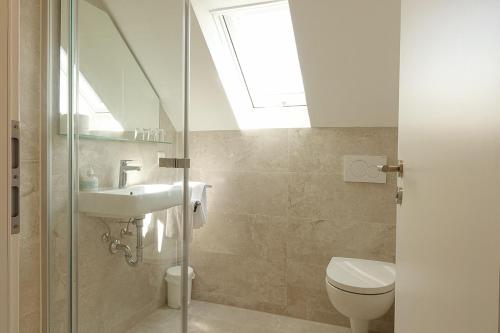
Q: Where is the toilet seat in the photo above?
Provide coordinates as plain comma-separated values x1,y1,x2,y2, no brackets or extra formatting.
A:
326,257,396,295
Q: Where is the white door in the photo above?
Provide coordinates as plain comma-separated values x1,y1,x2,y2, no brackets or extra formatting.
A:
396,0,500,332
0,0,19,332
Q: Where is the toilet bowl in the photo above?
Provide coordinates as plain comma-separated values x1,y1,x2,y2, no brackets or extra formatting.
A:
325,257,396,333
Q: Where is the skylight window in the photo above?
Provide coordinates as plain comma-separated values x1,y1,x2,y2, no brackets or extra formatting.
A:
222,3,306,109
192,0,310,129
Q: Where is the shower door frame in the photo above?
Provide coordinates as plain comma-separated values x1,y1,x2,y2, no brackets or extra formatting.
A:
43,0,192,332
0,0,19,331
181,0,191,332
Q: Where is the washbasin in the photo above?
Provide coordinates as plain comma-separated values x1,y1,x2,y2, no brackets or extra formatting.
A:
79,184,184,218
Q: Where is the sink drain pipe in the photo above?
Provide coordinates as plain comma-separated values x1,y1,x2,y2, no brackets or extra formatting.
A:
110,217,144,266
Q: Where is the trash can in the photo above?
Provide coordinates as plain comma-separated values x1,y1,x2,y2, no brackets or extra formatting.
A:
165,266,195,308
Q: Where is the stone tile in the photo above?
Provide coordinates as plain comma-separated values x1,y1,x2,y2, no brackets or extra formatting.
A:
20,0,41,161
285,260,338,321
19,3,42,329
20,310,40,333
48,126,398,332
190,129,289,172
187,127,397,330
125,301,351,333
19,239,41,317
76,212,178,333
20,161,40,240
191,251,287,310
193,170,289,216
288,172,396,224
289,128,398,174
49,300,70,333
53,135,180,333
286,217,396,265
192,213,287,263
78,140,177,188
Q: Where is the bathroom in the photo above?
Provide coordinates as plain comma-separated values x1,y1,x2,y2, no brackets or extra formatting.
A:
2,0,500,333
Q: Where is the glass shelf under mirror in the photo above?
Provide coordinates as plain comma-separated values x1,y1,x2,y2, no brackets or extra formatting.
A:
60,133,173,145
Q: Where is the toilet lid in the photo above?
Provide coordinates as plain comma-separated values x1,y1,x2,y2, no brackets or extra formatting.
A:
326,257,396,295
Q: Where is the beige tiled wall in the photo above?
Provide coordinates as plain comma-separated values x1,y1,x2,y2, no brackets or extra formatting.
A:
76,139,180,333
189,128,398,333
20,0,42,332
48,131,180,333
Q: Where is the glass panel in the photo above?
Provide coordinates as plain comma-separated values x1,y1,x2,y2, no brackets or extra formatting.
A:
223,2,306,108
48,0,187,332
48,0,73,331
75,1,185,332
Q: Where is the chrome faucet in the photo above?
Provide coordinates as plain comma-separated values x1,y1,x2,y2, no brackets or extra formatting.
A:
119,160,141,189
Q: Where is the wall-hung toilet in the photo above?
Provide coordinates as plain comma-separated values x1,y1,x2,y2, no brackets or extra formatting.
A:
325,257,396,333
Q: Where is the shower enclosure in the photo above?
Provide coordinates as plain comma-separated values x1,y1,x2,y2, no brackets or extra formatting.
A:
45,0,192,332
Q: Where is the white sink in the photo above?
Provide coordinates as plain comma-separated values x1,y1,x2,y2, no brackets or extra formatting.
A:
79,184,184,218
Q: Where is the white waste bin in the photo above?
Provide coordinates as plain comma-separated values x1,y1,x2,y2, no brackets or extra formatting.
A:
165,266,195,308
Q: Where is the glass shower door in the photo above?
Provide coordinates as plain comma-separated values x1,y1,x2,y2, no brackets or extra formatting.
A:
47,0,190,332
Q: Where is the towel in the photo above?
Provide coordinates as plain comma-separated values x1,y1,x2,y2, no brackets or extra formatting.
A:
165,182,209,241
165,205,183,240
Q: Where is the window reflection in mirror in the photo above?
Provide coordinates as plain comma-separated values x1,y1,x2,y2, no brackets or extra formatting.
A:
59,0,166,141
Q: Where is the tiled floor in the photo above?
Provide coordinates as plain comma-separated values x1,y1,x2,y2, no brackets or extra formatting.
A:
126,301,350,333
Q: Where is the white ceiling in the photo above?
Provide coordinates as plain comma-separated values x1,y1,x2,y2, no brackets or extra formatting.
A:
289,0,401,128
101,0,400,131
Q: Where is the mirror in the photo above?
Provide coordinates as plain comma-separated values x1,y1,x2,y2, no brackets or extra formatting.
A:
59,0,168,142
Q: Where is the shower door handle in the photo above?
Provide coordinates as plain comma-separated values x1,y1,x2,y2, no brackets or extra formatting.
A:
11,120,20,234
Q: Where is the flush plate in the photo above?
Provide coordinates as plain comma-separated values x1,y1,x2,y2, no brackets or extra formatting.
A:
344,155,387,184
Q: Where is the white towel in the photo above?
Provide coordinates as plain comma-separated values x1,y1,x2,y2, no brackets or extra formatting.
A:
165,182,209,241
165,205,183,240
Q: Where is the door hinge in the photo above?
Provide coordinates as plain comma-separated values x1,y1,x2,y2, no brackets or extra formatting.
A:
11,120,20,235
158,158,191,169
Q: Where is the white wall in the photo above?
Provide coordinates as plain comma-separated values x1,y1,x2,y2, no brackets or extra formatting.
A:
289,0,400,128
189,13,238,131
104,0,401,131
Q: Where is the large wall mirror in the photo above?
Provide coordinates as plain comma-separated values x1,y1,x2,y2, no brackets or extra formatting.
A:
59,0,172,143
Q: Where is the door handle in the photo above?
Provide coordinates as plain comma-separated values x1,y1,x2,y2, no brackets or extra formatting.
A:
378,160,404,177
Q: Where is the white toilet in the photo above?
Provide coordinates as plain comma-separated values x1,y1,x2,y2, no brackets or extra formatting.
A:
325,257,396,333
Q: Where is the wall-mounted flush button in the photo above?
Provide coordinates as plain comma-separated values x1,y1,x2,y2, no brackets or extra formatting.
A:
344,155,387,184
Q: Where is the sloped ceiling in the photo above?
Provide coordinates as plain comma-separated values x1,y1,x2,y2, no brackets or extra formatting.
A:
102,0,400,131
102,0,236,132
190,17,238,130
289,0,400,127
